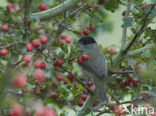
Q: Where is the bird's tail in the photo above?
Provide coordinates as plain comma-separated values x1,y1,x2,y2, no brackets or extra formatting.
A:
95,82,108,102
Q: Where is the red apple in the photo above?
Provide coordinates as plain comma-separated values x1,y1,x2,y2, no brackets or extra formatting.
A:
56,59,63,66
82,94,88,101
65,37,71,44
39,3,47,11
82,54,89,61
26,43,33,52
60,33,67,40
77,58,84,65
0,48,8,56
32,39,40,48
1,25,8,32
12,74,27,87
40,62,46,69
78,100,84,107
107,48,115,53
33,69,45,83
113,106,122,116
34,61,41,68
87,81,93,87
133,80,139,87
98,0,105,5
6,4,14,11
50,93,57,98
56,75,63,81
83,28,90,35
11,104,22,116
23,54,31,63
40,36,48,44
67,74,74,82
119,82,125,88
89,24,95,30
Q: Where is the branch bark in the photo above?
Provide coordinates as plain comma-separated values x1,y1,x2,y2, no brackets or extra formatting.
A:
30,0,83,21
127,43,155,56
121,0,131,49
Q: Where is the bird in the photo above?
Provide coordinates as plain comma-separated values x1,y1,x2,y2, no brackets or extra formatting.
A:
74,36,108,102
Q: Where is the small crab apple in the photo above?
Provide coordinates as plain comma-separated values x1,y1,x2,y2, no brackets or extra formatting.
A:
56,75,63,81
52,80,58,87
56,59,63,66
40,62,46,69
78,100,84,107
83,28,90,35
152,112,156,116
98,0,105,5
6,4,14,11
142,4,148,10
23,54,31,63
36,107,56,116
119,82,125,88
107,48,115,53
0,48,8,56
1,25,8,32
87,81,93,87
11,104,22,116
82,94,88,101
60,33,67,40
113,106,122,116
33,69,45,83
26,43,33,52
67,74,74,82
32,39,40,48
92,101,99,107
12,74,27,88
39,3,47,11
89,24,95,30
133,80,139,87
40,36,48,44
124,79,131,86
77,58,84,65
65,37,71,44
34,61,41,68
82,54,89,61
50,93,57,98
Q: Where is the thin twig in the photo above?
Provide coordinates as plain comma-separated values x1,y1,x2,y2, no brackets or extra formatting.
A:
0,42,27,49
123,4,156,53
61,66,94,95
111,71,134,74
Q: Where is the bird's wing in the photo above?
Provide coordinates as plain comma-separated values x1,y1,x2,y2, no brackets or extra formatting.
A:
81,51,107,80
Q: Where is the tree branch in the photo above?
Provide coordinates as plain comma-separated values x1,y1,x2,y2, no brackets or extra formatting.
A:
121,0,131,49
108,4,156,71
127,43,155,56
123,4,155,53
61,67,94,95
30,0,83,21
0,42,27,49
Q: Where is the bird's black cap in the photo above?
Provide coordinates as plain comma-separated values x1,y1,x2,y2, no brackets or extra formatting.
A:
79,36,96,45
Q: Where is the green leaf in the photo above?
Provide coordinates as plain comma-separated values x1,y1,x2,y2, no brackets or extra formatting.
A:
60,45,68,54
122,17,133,28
